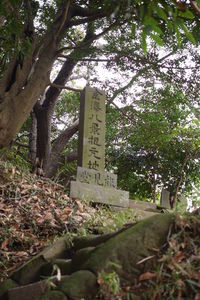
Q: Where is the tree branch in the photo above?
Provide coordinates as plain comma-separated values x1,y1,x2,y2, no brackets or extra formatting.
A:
190,0,200,15
50,82,82,92
107,51,174,105
58,55,110,62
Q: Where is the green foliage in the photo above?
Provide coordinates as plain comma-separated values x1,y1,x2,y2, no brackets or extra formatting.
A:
106,84,200,201
0,147,30,172
87,206,136,234
98,270,121,299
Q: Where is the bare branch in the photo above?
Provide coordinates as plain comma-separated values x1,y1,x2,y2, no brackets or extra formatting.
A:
108,51,174,105
58,55,110,62
190,0,200,15
14,141,29,148
67,11,106,27
57,19,120,54
50,82,82,92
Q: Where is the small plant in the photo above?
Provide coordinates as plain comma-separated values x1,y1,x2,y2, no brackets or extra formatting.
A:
98,270,121,299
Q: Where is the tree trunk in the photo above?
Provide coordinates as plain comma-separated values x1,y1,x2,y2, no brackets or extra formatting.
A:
33,23,95,177
171,153,189,208
0,1,71,147
28,111,37,163
45,120,79,177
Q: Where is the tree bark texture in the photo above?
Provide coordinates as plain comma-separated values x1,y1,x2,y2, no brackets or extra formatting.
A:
28,111,37,163
45,120,79,177
0,1,71,147
171,153,189,208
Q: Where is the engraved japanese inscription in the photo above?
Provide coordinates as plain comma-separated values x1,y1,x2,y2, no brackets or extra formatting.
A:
78,86,105,172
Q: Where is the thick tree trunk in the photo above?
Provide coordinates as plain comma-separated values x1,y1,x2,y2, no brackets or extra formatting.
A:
34,57,77,169
28,111,37,163
45,120,79,177
35,107,52,170
171,154,189,208
0,1,71,147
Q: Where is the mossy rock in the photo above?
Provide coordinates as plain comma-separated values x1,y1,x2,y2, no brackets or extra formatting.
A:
71,247,95,272
42,237,70,261
36,290,68,300
72,227,133,251
41,259,72,277
81,214,175,284
72,233,115,250
0,279,18,300
59,270,97,300
10,255,47,285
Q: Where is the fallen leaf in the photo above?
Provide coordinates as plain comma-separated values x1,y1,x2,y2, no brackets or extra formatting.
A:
1,239,9,250
139,272,156,281
173,252,185,262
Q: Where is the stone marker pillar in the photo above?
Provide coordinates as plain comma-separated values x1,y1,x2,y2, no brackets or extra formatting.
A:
70,86,129,208
160,189,171,209
78,86,105,171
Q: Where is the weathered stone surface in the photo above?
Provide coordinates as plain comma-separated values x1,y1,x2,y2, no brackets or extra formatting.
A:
11,255,47,285
59,270,98,300
40,259,72,277
77,166,117,188
71,247,95,272
36,290,68,300
0,279,18,300
73,233,118,250
78,86,106,172
81,214,175,284
160,189,171,209
133,209,161,220
7,280,48,300
70,180,129,207
129,200,157,211
42,237,69,261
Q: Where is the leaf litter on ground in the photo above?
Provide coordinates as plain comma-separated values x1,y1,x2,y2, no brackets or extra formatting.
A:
0,160,200,300
0,160,96,281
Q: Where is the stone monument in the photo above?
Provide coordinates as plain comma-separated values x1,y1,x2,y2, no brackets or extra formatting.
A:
160,189,171,209
70,86,129,207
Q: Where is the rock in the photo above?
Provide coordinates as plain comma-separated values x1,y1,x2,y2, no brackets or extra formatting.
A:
0,279,18,300
42,237,70,261
36,290,68,300
129,200,157,211
72,231,121,250
10,255,47,285
10,235,73,286
133,209,161,220
71,247,95,272
59,270,97,300
7,280,49,300
41,259,72,277
81,214,175,284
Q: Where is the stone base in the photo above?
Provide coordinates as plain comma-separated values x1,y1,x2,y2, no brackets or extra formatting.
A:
129,199,157,211
70,181,129,208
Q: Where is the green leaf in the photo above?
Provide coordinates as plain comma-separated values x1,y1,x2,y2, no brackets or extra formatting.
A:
166,20,174,33
143,15,163,35
175,24,182,47
141,31,147,54
178,8,194,19
150,34,164,46
180,23,196,44
156,6,168,21
131,23,136,35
